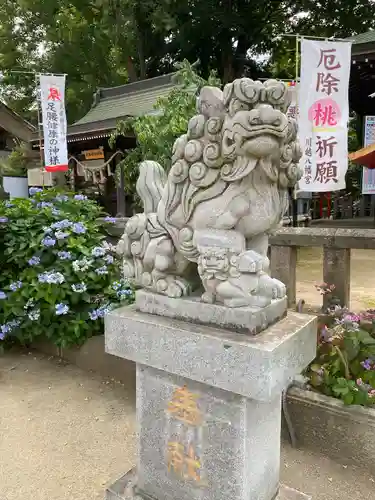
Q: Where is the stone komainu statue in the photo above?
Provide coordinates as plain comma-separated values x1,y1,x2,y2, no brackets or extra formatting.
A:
117,78,302,308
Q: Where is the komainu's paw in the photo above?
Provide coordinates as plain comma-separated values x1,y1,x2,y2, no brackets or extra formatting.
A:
269,278,286,299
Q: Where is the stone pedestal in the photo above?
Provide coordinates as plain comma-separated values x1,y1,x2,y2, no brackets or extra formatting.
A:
104,301,316,500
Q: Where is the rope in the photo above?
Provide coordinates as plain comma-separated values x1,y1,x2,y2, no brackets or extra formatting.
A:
68,150,123,183
68,150,123,172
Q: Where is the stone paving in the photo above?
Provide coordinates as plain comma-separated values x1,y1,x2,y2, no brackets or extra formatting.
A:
297,247,375,311
0,352,374,500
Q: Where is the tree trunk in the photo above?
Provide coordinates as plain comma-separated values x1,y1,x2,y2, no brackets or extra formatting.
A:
126,56,138,82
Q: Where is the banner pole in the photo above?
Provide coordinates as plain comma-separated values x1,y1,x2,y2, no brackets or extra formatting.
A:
292,36,300,227
35,74,45,188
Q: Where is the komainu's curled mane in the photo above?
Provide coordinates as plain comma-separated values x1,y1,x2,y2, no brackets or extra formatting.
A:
118,78,302,306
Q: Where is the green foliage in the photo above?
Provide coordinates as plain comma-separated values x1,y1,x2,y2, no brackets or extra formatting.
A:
1,0,374,123
110,61,221,202
0,142,31,178
306,307,375,406
0,188,134,348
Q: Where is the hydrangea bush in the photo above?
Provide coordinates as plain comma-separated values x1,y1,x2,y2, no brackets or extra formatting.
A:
0,188,133,348
306,284,375,406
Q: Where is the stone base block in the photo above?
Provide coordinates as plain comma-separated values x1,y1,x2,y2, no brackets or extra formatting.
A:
105,306,317,401
106,469,311,500
136,290,287,334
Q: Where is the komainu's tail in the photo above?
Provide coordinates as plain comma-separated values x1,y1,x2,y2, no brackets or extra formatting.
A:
136,161,166,214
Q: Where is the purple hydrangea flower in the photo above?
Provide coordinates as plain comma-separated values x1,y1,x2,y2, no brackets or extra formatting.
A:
28,256,41,266
51,219,72,230
104,216,117,223
0,216,8,223
42,236,56,247
57,251,72,260
72,222,86,234
0,291,7,299
9,281,22,292
74,194,87,201
91,247,106,257
55,303,69,315
29,187,43,196
361,359,373,371
103,254,114,264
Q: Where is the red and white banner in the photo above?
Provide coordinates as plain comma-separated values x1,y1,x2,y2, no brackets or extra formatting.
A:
298,39,352,192
40,74,68,172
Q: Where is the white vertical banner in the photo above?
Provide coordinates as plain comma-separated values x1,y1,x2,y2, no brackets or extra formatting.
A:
298,39,352,192
286,82,298,120
362,116,375,194
39,74,68,172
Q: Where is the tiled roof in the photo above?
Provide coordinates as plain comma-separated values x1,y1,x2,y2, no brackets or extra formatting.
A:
347,30,375,45
71,74,175,129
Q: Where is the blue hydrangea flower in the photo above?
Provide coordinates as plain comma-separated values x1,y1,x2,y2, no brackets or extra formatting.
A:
9,281,22,292
91,247,106,257
95,265,108,275
0,291,7,299
55,303,69,315
52,208,61,216
28,256,41,266
42,236,56,247
37,202,54,209
5,201,13,208
72,222,86,234
117,289,132,299
57,251,72,260
74,194,88,201
29,187,43,196
51,219,72,230
112,281,122,291
28,309,40,321
104,216,117,223
89,310,98,321
0,216,8,223
55,231,70,240
71,283,87,293
103,254,114,264
43,226,53,234
97,305,112,317
1,319,21,338
38,271,65,284
55,194,69,202
89,304,112,320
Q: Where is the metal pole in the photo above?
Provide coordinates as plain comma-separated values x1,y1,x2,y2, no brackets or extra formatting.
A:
292,36,300,227
275,33,352,43
34,74,45,188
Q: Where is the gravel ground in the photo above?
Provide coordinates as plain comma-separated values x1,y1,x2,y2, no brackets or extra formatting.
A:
0,352,374,500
